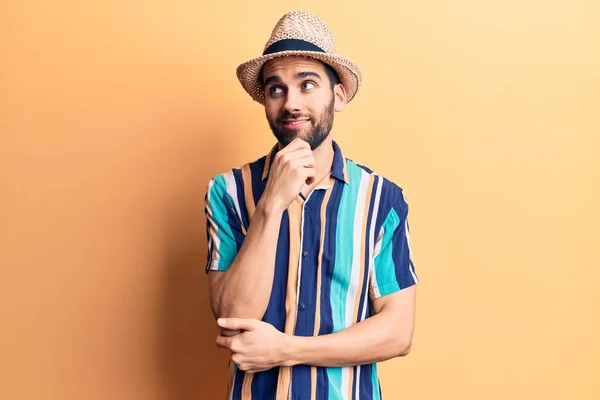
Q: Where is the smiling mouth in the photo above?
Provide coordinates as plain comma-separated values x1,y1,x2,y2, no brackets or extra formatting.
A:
280,119,310,128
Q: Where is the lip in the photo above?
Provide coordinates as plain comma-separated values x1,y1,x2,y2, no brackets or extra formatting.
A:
280,118,310,128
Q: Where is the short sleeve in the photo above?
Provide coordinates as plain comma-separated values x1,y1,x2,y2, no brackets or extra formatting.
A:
369,198,418,299
204,175,245,273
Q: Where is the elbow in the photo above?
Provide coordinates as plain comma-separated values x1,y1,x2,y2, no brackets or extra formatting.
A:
388,333,413,358
213,297,266,321
396,341,412,357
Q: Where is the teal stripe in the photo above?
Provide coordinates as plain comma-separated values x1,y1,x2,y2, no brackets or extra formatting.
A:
328,162,361,398
209,175,238,270
372,363,381,400
373,208,401,296
327,367,343,399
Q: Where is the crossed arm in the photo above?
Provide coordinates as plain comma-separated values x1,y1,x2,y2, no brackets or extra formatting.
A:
213,283,416,373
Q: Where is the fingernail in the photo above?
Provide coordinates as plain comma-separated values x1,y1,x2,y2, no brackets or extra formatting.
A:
217,318,226,326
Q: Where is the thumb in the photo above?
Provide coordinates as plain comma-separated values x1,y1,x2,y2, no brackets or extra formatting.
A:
218,317,256,331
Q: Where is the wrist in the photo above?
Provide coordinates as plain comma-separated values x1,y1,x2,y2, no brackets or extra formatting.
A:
279,334,300,367
256,193,285,217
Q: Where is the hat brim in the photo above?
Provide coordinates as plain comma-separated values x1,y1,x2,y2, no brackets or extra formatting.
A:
236,50,363,105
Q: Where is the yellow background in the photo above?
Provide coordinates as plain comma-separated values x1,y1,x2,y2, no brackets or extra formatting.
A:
2,1,599,399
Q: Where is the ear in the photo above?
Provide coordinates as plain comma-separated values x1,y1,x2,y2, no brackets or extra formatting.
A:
333,83,347,112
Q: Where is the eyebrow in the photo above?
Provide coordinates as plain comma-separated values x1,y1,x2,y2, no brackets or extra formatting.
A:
263,71,322,86
295,71,322,80
264,75,282,86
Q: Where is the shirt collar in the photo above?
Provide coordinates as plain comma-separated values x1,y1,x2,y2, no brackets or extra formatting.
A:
261,140,349,184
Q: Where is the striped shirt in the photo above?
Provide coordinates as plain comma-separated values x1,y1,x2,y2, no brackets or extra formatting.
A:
204,140,418,400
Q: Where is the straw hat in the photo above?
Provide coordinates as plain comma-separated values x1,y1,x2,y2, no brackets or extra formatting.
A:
236,10,363,105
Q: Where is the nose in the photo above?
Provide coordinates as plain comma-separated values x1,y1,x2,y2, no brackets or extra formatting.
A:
282,88,302,113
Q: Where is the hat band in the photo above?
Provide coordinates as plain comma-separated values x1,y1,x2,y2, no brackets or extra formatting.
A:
262,39,326,56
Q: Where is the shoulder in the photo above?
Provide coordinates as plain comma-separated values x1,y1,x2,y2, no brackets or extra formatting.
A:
345,158,409,214
205,154,267,199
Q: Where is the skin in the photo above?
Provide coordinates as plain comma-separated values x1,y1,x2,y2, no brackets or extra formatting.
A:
209,56,417,373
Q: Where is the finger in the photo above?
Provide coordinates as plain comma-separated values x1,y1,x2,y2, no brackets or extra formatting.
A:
247,368,269,374
218,317,256,331
220,328,242,337
215,335,233,349
277,138,311,155
302,167,317,179
289,155,316,169
277,147,313,163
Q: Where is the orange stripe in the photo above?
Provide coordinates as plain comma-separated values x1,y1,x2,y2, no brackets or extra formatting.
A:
277,198,303,400
227,361,234,399
347,367,355,399
262,144,276,180
242,373,253,399
241,164,256,221
352,175,374,321
310,181,333,400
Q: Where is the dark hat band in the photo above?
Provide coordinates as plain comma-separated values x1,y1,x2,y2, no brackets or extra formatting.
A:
262,39,326,55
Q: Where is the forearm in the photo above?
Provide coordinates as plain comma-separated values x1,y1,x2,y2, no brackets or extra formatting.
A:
211,198,283,320
283,312,411,367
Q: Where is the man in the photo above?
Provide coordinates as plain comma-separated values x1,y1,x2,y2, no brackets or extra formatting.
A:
204,10,418,400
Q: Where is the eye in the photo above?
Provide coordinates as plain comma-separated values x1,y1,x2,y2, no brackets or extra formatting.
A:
269,86,283,96
302,81,316,90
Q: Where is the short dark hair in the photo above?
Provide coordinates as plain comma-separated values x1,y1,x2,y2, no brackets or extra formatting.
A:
258,58,341,91
321,61,341,88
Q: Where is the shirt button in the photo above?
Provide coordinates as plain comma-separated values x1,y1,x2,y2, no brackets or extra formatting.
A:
298,302,306,311
302,251,309,258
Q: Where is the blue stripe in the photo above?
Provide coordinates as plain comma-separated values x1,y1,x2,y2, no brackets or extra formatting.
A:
360,363,373,399
263,211,290,332
251,369,278,400
316,367,329,400
232,168,250,230
391,201,416,289
232,367,244,399
297,191,325,336
294,191,326,397
250,157,267,206
318,181,343,336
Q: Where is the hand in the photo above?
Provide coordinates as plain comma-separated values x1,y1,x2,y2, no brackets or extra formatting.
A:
215,318,289,374
261,138,316,213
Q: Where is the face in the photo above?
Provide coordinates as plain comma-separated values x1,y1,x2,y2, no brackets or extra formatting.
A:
261,56,346,150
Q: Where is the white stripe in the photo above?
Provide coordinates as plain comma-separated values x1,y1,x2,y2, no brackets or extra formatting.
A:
355,365,361,399
345,170,369,328
341,366,350,400
405,219,419,283
224,170,243,223
369,228,383,299
206,179,221,268
367,177,383,303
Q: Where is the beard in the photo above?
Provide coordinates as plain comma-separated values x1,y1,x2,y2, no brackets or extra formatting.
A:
266,95,335,151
